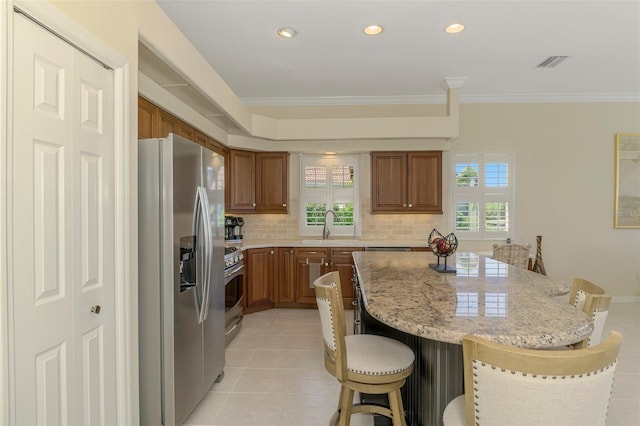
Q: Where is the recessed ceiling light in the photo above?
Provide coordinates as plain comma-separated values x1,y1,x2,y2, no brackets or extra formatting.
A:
324,151,337,155
445,23,465,34
363,25,383,36
277,27,297,38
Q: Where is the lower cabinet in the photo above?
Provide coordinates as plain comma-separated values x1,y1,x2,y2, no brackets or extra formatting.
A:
294,248,330,305
276,247,296,304
243,245,413,312
244,247,275,313
329,247,363,309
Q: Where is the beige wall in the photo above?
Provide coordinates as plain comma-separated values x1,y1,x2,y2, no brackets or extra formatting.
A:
42,1,639,297
454,103,640,297
243,103,640,297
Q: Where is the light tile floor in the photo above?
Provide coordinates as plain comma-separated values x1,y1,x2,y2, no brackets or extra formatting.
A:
185,302,640,426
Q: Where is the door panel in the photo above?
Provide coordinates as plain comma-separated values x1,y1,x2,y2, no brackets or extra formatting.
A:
12,14,116,425
255,152,288,213
407,152,442,213
13,15,74,425
246,248,274,308
74,41,116,426
171,137,204,425
371,152,407,211
202,148,225,389
36,343,69,425
228,149,256,212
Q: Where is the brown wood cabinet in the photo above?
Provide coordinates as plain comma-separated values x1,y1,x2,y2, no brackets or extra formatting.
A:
276,247,296,304
138,97,157,138
244,245,429,312
371,151,442,213
229,150,256,212
176,120,195,141
158,109,178,138
294,248,329,305
329,247,363,308
256,152,289,213
228,149,289,214
137,96,224,149
244,247,275,313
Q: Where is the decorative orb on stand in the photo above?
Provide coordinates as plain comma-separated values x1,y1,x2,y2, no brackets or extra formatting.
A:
428,229,458,273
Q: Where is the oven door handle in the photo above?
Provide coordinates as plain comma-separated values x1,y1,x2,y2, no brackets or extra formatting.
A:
224,264,244,283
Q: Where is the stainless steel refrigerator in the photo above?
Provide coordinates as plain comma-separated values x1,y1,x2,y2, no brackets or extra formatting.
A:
138,134,225,425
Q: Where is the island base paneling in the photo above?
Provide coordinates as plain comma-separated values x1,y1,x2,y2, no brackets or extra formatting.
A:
359,304,463,426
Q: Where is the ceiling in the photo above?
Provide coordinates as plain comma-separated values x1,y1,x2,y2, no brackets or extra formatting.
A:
153,0,639,108
140,1,640,137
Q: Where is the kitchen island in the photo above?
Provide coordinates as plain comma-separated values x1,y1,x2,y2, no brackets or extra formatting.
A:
352,251,592,426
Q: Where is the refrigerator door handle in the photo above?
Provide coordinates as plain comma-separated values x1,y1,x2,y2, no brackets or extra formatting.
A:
192,187,210,324
199,187,213,322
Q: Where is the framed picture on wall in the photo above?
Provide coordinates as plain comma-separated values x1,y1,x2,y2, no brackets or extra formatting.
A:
614,133,640,228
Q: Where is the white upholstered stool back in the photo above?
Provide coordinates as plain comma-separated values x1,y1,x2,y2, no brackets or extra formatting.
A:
570,278,612,347
314,271,415,426
442,332,622,426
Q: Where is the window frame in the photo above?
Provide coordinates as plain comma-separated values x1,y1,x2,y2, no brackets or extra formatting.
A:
450,153,515,240
299,154,360,237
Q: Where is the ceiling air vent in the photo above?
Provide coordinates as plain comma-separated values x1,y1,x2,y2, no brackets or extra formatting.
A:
536,56,569,68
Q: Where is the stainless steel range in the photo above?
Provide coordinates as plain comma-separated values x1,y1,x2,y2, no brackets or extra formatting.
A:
224,246,244,345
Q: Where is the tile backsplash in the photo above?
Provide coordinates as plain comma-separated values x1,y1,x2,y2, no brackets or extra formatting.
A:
236,198,444,242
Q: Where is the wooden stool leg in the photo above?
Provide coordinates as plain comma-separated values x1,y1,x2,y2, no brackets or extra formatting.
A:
338,386,354,426
388,389,406,426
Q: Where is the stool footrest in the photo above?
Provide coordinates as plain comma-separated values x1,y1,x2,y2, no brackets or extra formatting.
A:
332,403,395,425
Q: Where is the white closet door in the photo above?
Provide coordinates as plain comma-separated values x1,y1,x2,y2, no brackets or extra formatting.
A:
11,13,116,426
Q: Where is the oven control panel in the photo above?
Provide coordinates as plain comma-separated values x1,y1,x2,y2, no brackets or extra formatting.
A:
224,247,244,269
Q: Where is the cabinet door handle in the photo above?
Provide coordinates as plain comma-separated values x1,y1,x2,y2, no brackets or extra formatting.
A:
283,203,287,207
403,203,407,207
307,251,318,254
270,250,274,255
339,251,350,254
408,203,413,208
252,202,256,207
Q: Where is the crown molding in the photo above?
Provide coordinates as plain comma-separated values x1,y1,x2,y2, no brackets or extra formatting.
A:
242,92,640,107
242,95,447,106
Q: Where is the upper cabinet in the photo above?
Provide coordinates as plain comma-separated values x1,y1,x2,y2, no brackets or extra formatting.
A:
139,96,288,215
138,97,157,139
229,150,256,212
371,151,442,214
256,152,289,213
138,96,227,152
228,149,289,214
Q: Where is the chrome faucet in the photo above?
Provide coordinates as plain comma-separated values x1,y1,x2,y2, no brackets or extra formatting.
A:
322,210,337,239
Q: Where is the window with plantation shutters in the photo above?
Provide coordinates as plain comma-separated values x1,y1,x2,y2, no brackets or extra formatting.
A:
300,154,359,236
452,153,514,240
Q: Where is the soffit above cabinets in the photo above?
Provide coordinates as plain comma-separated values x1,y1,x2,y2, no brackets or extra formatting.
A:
138,40,460,141
138,42,244,136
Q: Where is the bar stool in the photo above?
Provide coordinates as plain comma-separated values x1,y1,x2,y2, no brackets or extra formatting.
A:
313,271,415,426
492,243,531,269
570,277,612,348
443,332,622,425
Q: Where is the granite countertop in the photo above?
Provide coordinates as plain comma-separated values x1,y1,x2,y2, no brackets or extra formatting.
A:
353,251,593,349
226,239,429,250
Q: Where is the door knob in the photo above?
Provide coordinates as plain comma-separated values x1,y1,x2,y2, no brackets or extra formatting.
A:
90,305,101,314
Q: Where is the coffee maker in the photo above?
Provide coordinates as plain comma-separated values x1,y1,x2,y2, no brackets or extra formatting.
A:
224,216,244,241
